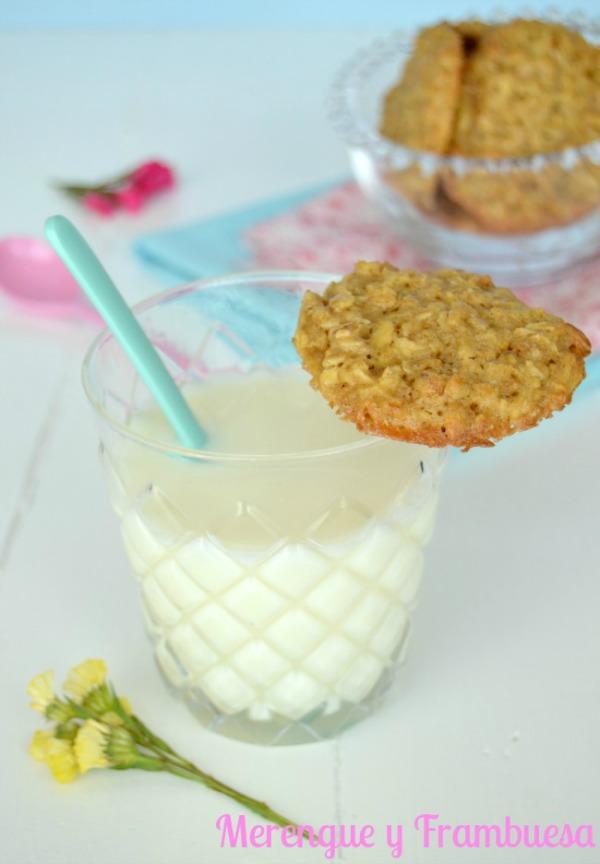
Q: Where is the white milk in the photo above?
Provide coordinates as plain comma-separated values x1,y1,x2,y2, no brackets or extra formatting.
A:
108,370,441,724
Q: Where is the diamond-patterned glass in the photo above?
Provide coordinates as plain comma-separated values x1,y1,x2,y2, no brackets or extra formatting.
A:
86,273,447,744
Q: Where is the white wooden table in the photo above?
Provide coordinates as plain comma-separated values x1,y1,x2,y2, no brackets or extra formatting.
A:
1,31,599,864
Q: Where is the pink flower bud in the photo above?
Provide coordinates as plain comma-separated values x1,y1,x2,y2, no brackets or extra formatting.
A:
82,192,117,217
116,185,146,213
130,160,175,196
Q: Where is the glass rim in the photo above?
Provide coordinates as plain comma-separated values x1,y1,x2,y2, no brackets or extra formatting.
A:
329,16,600,172
82,269,430,464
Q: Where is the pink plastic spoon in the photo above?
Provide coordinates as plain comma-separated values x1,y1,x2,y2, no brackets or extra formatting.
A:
0,235,101,323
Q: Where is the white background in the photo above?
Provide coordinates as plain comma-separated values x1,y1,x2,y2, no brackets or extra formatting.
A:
1,22,599,864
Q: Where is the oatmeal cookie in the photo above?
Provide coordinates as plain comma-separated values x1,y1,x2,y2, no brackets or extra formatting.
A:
380,23,463,153
384,165,441,213
381,18,600,233
453,19,489,45
441,160,600,233
293,262,590,449
386,167,483,231
450,19,600,157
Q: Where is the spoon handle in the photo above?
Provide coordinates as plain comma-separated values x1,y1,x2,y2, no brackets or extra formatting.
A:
45,215,207,450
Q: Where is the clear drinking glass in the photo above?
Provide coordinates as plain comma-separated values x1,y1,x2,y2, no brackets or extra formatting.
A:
82,272,446,745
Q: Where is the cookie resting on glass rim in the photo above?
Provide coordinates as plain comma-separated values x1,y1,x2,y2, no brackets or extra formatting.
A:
293,262,591,450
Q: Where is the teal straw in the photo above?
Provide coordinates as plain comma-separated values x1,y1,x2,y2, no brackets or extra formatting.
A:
45,215,207,450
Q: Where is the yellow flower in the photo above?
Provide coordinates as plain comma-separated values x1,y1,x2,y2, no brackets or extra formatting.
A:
46,738,78,784
75,720,110,773
30,730,78,783
46,700,75,723
29,730,54,762
63,659,106,703
105,726,138,768
27,670,55,714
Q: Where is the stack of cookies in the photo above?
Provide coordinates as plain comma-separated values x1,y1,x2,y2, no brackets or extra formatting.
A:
380,19,600,233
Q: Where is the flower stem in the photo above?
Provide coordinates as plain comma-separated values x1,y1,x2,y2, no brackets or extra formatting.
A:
77,690,306,832
127,714,182,760
163,759,301,830
53,170,132,198
123,714,304,832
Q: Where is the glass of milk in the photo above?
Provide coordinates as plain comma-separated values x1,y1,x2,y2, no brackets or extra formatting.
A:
83,272,446,745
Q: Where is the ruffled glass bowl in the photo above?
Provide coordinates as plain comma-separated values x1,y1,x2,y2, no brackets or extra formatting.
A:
329,13,600,286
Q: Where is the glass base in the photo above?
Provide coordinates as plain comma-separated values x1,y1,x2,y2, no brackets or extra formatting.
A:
154,649,401,745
